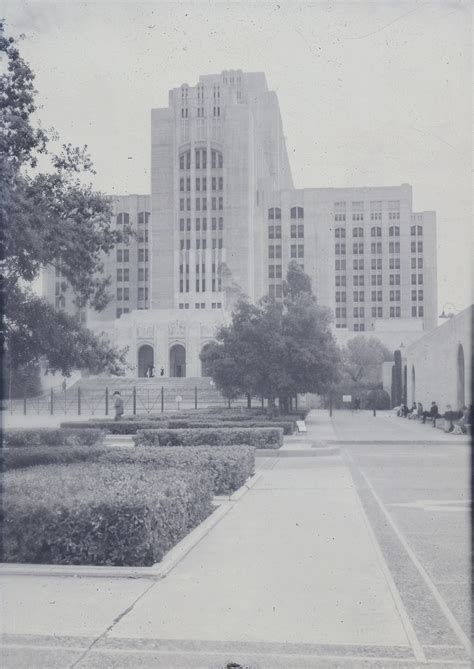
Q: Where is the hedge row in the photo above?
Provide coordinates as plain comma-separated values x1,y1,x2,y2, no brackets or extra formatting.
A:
167,420,295,435
134,426,283,449
3,428,105,448
1,445,255,496
61,419,293,435
61,420,167,434
2,463,213,566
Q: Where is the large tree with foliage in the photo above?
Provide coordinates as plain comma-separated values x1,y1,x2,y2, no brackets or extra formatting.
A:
0,22,127,384
201,262,341,413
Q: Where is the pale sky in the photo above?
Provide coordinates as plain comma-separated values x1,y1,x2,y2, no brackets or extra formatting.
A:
4,0,473,312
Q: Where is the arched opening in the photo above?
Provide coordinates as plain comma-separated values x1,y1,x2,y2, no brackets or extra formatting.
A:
411,365,416,404
138,345,154,378
200,343,213,377
457,344,465,407
170,344,186,378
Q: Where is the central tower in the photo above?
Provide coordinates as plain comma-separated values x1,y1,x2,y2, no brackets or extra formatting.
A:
150,70,293,311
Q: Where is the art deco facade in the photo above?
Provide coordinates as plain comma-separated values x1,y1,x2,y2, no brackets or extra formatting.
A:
43,70,438,377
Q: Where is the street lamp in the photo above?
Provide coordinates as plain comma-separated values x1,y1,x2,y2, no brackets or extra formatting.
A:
439,302,458,320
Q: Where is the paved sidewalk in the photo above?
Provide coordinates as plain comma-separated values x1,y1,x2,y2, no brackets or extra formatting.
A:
1,410,470,667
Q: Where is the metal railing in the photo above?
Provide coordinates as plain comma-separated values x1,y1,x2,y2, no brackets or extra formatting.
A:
6,385,235,416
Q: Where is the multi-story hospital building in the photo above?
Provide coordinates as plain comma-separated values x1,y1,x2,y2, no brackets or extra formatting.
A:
44,70,437,377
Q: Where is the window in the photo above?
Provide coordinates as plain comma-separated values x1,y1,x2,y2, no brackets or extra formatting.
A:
418,306,424,317
218,217,223,230
212,197,216,211
418,241,423,253
353,227,364,237
335,227,346,238
218,197,223,211
116,287,122,300
117,250,122,262
389,226,400,236
411,274,417,285
371,242,382,254
411,242,416,253
389,242,400,253
298,244,304,258
180,198,184,212
269,246,275,259
335,276,346,287
418,274,423,284
290,206,304,219
186,218,191,231
298,224,304,238
290,225,297,238
269,265,275,279
371,226,382,237
412,306,417,317
418,257,423,268
335,243,346,255
180,178,184,192
418,290,423,301
116,212,130,226
411,257,416,269
138,287,144,300
124,250,129,262
353,242,364,254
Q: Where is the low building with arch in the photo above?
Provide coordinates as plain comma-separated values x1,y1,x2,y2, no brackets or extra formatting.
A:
89,308,229,378
405,306,472,410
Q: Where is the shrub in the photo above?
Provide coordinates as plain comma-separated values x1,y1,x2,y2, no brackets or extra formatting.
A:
1,445,255,496
1,445,108,471
105,446,255,496
134,426,283,449
167,420,294,435
3,428,105,448
2,463,213,566
60,420,169,434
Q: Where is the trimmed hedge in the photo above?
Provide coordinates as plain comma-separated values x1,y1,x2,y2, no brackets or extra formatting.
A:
134,426,283,449
167,420,295,435
1,445,255,496
61,420,170,434
2,463,213,566
3,428,105,448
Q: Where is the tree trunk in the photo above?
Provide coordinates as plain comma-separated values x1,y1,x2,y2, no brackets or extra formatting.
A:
246,392,251,409
268,397,276,418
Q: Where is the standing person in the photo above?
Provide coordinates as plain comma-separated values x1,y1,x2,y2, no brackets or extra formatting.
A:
160,367,165,377
113,391,124,421
62,379,67,393
149,365,155,378
416,402,423,419
354,396,361,412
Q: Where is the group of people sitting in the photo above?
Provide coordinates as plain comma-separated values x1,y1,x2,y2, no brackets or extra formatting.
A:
397,401,471,434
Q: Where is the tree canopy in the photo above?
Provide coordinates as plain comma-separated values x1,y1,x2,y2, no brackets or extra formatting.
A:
1,22,127,378
341,335,393,388
201,263,341,411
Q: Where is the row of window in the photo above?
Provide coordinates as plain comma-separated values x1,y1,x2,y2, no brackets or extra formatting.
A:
334,212,401,222
179,217,224,231
179,263,221,274
335,242,404,255
267,207,304,220
117,287,149,301
336,306,423,321
179,279,222,293
267,225,305,239
116,249,149,262
335,274,411,287
336,258,405,271
116,268,150,282
181,106,221,118
179,177,224,192
179,197,223,212
335,226,402,238
178,302,223,310
180,239,223,250
116,212,150,226
179,149,223,170
268,265,283,279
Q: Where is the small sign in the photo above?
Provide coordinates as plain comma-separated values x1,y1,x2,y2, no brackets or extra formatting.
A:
296,420,307,433
343,395,352,402
175,395,182,403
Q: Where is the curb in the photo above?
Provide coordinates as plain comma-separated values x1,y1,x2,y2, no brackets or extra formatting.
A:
0,474,262,581
256,446,340,457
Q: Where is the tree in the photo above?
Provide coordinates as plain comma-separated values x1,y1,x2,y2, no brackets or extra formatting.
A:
1,22,127,382
201,264,341,414
341,336,393,388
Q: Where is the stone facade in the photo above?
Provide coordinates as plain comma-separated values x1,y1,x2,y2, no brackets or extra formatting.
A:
405,306,472,410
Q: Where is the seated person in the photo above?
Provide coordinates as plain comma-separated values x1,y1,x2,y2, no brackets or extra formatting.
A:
422,401,440,424
416,402,424,419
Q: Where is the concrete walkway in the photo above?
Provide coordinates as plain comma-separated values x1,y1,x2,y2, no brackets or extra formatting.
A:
1,410,470,668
